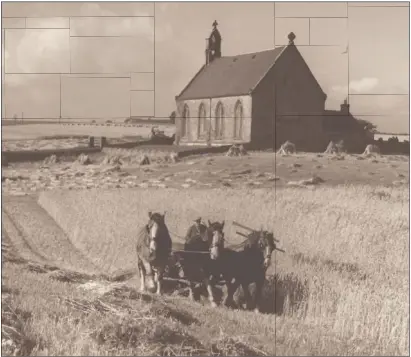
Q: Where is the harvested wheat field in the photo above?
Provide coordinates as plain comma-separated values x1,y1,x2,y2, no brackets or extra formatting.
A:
2,184,409,355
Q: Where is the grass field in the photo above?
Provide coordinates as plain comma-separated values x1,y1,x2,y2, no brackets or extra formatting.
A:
1,131,409,355
2,123,175,141
2,183,409,355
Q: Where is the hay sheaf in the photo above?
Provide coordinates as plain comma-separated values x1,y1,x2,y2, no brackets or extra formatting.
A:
363,144,381,156
211,332,268,356
102,155,123,166
277,141,296,155
1,297,39,357
287,175,325,187
226,145,248,157
100,148,179,167
43,154,59,166
75,153,92,165
324,140,346,155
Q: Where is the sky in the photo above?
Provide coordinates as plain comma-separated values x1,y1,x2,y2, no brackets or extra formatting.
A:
1,1,410,133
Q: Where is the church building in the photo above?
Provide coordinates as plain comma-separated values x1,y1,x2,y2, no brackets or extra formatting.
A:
174,21,332,150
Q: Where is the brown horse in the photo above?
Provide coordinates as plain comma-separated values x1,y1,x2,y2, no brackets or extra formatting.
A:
176,219,225,308
136,211,172,295
219,230,276,313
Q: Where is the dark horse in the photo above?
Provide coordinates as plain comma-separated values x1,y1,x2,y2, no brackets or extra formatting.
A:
136,211,172,295
220,230,276,313
176,218,225,308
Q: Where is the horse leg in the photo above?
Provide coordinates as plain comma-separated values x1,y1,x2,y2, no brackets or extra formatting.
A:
254,280,264,314
242,282,253,310
153,269,160,295
137,259,146,292
144,262,156,292
184,267,197,301
187,280,197,301
205,276,217,308
223,278,239,308
155,266,165,296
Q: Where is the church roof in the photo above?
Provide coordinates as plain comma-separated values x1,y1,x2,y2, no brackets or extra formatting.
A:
176,46,286,101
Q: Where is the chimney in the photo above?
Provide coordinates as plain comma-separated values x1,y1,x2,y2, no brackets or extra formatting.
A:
340,98,350,114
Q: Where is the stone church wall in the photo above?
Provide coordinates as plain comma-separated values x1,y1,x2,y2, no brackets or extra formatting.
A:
176,95,251,146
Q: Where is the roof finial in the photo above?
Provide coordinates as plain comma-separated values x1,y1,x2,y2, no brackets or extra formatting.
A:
212,20,218,28
288,32,296,45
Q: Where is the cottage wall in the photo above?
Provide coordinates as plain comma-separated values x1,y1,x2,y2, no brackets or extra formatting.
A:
175,95,252,146
251,45,327,151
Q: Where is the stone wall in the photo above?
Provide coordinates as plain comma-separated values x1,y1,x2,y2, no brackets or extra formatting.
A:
251,45,327,151
175,95,252,146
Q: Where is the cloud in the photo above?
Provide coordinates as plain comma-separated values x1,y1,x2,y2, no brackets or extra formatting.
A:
6,29,70,77
75,3,153,38
4,2,154,83
331,77,380,95
349,77,379,93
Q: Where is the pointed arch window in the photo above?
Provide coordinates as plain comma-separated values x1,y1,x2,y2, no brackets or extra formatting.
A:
198,103,206,139
234,100,243,139
215,102,225,139
181,104,190,138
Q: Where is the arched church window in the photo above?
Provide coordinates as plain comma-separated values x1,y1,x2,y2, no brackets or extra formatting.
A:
181,104,190,138
234,100,243,139
198,103,206,139
215,102,225,139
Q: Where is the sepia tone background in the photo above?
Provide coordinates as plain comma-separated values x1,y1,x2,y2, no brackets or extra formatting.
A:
1,1,409,134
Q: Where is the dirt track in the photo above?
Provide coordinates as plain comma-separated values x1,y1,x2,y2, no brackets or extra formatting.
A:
2,196,98,274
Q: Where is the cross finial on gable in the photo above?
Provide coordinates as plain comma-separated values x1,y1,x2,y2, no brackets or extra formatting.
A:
212,20,218,28
288,32,296,45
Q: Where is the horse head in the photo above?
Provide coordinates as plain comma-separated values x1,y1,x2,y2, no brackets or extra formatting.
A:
245,230,276,269
259,231,276,269
207,220,225,260
147,211,167,255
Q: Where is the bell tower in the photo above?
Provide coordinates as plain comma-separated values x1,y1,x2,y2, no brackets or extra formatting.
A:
205,20,222,65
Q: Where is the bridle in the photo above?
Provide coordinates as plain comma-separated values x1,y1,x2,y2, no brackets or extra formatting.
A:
147,217,163,252
258,232,275,268
207,223,225,260
209,227,225,251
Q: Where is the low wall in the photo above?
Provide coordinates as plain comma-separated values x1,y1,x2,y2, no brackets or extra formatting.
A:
105,144,232,157
374,140,410,155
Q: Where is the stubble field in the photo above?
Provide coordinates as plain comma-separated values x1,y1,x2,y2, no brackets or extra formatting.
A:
1,134,410,356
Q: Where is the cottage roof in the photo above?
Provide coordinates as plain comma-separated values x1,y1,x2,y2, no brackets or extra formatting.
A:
322,110,359,132
176,47,286,101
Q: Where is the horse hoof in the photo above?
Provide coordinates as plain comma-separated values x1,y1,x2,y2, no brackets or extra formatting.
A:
223,300,233,308
254,308,261,314
211,302,218,308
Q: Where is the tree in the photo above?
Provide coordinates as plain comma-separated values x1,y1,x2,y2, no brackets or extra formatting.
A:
169,111,176,124
355,118,377,134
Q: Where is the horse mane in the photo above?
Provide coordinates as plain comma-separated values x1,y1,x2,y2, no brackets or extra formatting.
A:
136,226,151,259
264,231,276,250
244,230,276,250
244,231,261,249
184,223,210,251
208,221,224,232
